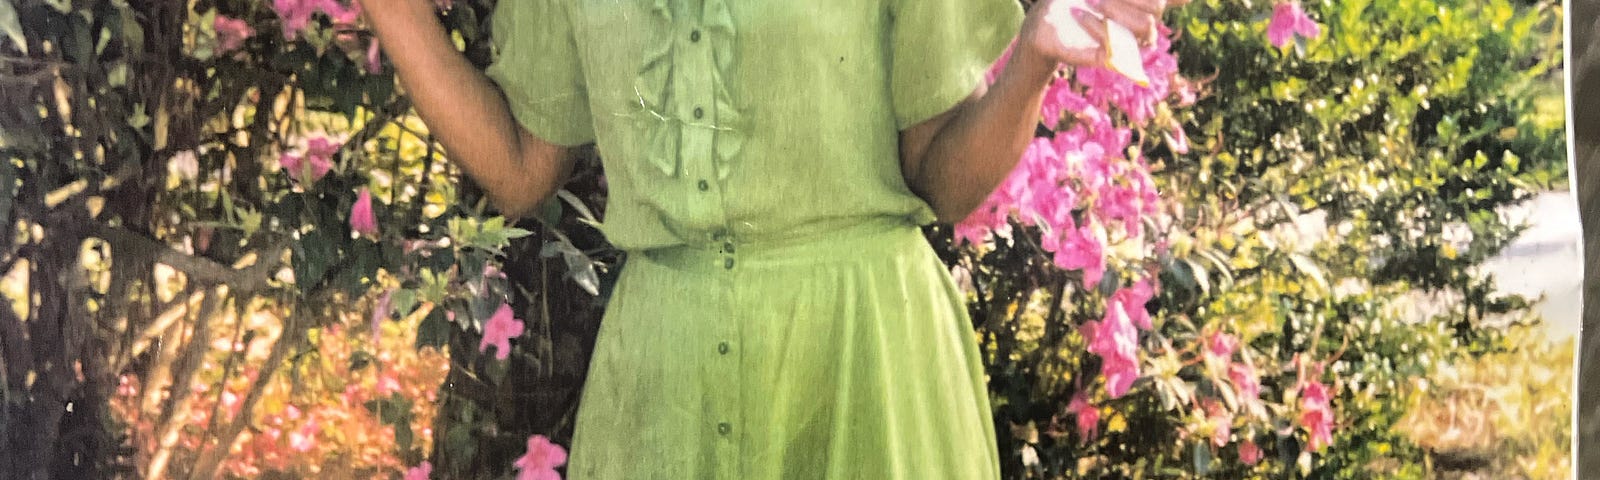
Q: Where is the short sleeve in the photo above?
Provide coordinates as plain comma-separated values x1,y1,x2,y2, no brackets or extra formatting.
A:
888,0,1025,130
485,0,597,146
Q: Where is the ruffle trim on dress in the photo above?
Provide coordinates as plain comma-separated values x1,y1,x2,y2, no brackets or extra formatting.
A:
633,0,747,180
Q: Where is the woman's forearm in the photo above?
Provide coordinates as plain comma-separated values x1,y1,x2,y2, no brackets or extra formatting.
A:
361,1,572,219
910,46,1059,223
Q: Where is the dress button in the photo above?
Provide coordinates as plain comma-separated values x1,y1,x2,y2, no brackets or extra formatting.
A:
693,107,704,119
724,257,735,269
717,422,732,435
717,342,730,354
723,242,735,254
697,179,710,191
690,29,702,42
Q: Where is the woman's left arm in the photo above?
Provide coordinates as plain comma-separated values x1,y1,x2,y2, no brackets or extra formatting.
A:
901,0,1172,223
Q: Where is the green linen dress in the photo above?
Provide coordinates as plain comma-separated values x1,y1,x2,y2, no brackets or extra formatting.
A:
485,0,1024,477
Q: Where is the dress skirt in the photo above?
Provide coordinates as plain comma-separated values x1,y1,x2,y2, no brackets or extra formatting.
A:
566,218,1000,479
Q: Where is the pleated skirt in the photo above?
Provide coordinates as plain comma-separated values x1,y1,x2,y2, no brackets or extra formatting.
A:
566,219,999,479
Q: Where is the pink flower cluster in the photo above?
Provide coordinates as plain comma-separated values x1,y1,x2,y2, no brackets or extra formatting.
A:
1081,279,1154,398
479,303,525,361
214,15,255,53
280,136,339,184
960,27,1189,298
271,0,362,40
1267,1,1322,49
1296,358,1335,452
514,435,568,480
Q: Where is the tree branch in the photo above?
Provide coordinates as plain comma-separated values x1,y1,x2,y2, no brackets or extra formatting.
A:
89,224,288,294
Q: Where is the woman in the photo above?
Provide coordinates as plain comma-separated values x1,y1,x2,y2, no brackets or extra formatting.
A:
362,0,1170,477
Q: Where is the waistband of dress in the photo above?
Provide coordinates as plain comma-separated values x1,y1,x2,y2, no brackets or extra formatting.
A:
630,217,930,270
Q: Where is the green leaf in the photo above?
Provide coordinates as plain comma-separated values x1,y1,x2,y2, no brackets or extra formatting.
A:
415,308,450,349
391,289,418,318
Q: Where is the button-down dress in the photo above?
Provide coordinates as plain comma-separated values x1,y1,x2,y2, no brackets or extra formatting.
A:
485,0,1023,477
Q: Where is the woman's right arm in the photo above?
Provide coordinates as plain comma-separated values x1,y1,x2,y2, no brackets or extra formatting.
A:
361,0,575,219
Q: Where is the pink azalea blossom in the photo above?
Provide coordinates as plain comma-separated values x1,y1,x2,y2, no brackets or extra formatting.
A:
289,418,318,452
1229,362,1262,403
479,303,524,361
1267,2,1321,49
1298,377,1335,451
405,462,433,480
350,188,379,237
1109,278,1156,330
272,0,316,39
1053,224,1106,289
317,0,362,24
1088,301,1140,398
1207,332,1239,360
1238,439,1263,465
1067,391,1100,441
513,435,568,480
279,153,330,184
213,15,255,53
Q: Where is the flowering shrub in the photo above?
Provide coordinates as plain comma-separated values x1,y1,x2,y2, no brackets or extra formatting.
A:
0,0,1563,478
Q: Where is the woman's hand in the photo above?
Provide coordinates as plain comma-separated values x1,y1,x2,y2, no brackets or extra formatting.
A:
1015,0,1183,74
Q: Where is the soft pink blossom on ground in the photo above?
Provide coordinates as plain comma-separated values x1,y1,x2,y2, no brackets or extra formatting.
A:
1238,439,1263,465
479,303,524,361
514,435,568,480
405,461,433,480
350,188,379,237
1267,2,1321,48
289,417,318,452
213,16,255,53
1067,391,1100,441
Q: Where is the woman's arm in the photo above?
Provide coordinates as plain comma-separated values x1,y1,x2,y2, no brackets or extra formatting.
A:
361,0,576,219
901,0,1170,223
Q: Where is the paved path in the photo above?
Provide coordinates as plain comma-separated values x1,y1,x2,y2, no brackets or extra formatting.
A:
1481,190,1583,340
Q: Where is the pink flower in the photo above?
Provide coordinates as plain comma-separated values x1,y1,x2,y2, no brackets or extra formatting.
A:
272,0,316,39
405,462,433,480
1238,439,1263,465
1207,332,1239,360
377,374,402,395
289,418,318,452
1229,362,1262,403
1087,301,1140,398
1109,278,1156,330
1267,2,1321,49
350,188,379,237
317,0,363,24
365,38,383,73
1297,377,1335,451
479,303,524,361
513,435,568,480
1067,392,1100,441
279,153,330,184
213,15,255,53
1053,224,1105,289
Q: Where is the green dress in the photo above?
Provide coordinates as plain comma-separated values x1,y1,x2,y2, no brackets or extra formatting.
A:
485,0,1023,477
